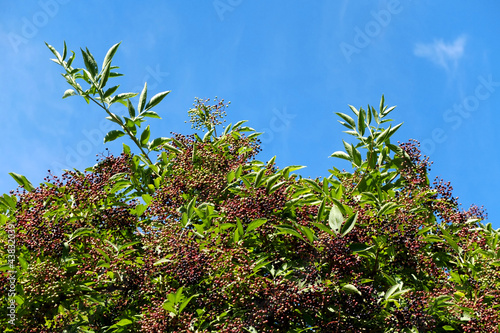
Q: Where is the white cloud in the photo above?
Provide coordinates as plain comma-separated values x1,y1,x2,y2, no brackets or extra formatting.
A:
414,35,467,71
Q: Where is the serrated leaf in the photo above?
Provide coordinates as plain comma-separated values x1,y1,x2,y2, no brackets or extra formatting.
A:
104,130,125,143
145,91,171,111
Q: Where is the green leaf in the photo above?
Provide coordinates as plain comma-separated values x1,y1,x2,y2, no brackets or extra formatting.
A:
265,174,281,194
336,112,356,129
141,110,161,119
357,108,366,136
62,89,77,99
61,41,67,60
9,172,35,192
149,137,169,151
302,178,323,193
162,143,182,154
246,218,267,233
382,105,396,117
103,85,120,99
299,225,315,242
311,221,336,236
352,147,362,167
375,125,392,145
80,48,98,78
316,198,326,222
386,122,403,141
66,50,76,67
348,105,359,117
102,42,121,70
104,130,125,143
179,294,198,314
275,225,305,241
45,42,62,62
328,205,343,235
254,169,265,187
115,318,132,326
330,151,351,161
349,243,374,253
140,126,151,146
110,92,138,105
99,61,111,89
341,212,358,237
384,283,401,300
127,99,135,118
378,202,400,216
342,284,362,295
153,258,172,266
145,91,171,111
343,140,353,158
442,325,455,331
138,82,147,112
236,218,244,238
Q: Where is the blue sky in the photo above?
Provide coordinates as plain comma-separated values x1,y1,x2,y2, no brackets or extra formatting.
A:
1,1,499,228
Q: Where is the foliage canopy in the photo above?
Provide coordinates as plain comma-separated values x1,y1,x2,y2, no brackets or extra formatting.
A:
1,42,499,332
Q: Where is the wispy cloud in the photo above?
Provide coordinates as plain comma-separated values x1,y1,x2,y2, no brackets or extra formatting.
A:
414,35,467,71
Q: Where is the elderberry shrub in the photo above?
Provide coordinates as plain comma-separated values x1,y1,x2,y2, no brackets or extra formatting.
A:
1,43,498,332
